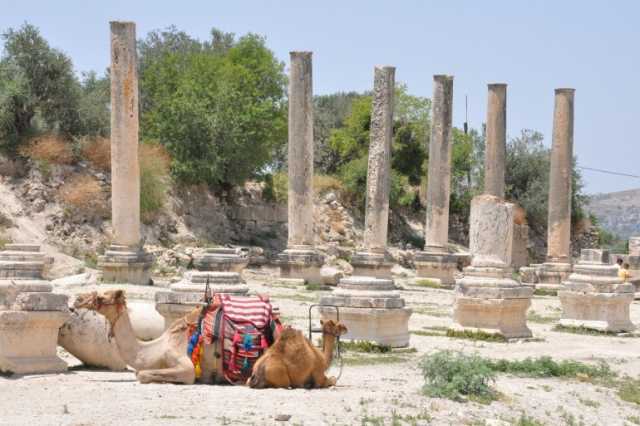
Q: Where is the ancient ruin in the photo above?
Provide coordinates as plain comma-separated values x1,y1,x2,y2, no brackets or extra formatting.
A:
414,75,458,287
533,89,576,291
0,244,69,374
559,249,634,332
452,84,534,338
319,276,412,347
193,247,248,272
277,51,324,284
98,21,153,285
351,66,395,278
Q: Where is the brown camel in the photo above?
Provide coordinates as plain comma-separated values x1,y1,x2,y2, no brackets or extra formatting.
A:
248,320,347,389
74,289,220,384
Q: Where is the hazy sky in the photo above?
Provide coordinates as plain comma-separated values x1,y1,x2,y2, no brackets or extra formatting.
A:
2,1,638,195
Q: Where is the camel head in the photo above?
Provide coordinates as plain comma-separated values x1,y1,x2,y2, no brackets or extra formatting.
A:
320,319,348,338
74,289,127,326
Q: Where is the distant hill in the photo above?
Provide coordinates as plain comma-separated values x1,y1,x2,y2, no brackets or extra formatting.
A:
587,188,640,239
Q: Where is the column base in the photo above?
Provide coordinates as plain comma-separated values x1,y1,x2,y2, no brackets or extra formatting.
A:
350,251,393,279
277,247,324,285
155,271,249,329
453,270,533,339
319,306,412,348
98,244,154,285
558,290,635,332
0,310,69,374
193,247,249,273
414,251,458,288
535,262,572,292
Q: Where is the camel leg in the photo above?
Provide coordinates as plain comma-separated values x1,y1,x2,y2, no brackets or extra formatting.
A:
311,369,336,388
136,357,195,385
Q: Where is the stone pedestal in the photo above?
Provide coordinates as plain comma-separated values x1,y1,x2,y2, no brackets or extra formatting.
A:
155,271,248,328
559,249,634,332
277,247,324,285
98,244,153,285
193,247,248,272
351,251,393,279
0,244,70,374
319,276,411,347
414,251,458,287
535,262,572,292
452,196,533,338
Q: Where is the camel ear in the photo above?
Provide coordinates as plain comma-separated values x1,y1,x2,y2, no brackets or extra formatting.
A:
320,320,324,326
114,289,125,302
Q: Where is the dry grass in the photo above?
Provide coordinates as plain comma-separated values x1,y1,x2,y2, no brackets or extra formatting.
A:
19,133,74,165
59,174,108,220
80,136,111,171
140,142,171,224
313,174,344,194
514,204,527,226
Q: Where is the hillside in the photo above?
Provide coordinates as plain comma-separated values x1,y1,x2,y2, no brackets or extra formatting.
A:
587,188,640,239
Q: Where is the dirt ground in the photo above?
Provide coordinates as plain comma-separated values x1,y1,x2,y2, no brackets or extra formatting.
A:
2,274,640,426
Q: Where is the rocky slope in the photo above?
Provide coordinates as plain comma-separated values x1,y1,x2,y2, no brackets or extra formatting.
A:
587,188,640,239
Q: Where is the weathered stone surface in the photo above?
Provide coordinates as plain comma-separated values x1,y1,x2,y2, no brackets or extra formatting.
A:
452,297,532,339
512,224,529,270
350,251,393,279
277,247,323,284
468,195,514,268
0,310,69,374
547,88,575,264
320,265,343,286
362,66,394,254
559,249,634,332
319,276,411,347
485,83,507,199
58,308,127,371
98,244,153,285
11,292,68,311
414,251,458,287
630,237,640,257
536,262,573,291
193,247,248,272
424,75,454,253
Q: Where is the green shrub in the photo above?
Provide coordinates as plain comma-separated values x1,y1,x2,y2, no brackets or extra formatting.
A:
341,340,391,353
140,142,170,224
420,350,497,403
262,171,287,203
488,356,612,380
618,378,640,405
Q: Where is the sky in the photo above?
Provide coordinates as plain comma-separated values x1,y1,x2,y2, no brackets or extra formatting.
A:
2,1,639,195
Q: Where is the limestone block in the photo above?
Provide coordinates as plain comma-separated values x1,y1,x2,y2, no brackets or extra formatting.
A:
536,262,572,290
0,310,69,374
58,308,127,371
414,251,458,287
468,194,514,268
319,306,411,347
452,296,532,338
519,266,538,284
193,247,248,272
277,248,324,284
512,224,529,270
350,251,393,279
320,265,343,286
11,292,68,311
558,291,634,332
98,244,153,285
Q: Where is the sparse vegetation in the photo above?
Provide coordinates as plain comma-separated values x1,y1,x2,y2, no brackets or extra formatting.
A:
341,340,392,354
533,288,558,296
58,174,108,221
19,133,74,165
313,174,343,195
445,328,507,342
618,378,640,405
139,142,171,224
413,279,446,289
79,136,110,171
553,324,633,337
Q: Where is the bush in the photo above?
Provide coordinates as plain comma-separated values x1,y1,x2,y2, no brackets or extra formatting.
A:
420,350,497,403
139,142,170,224
262,171,288,203
59,174,108,220
313,174,343,195
80,136,110,171
19,133,74,165
488,356,612,379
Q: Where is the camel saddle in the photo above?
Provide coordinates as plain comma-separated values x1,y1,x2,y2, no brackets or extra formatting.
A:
199,294,282,384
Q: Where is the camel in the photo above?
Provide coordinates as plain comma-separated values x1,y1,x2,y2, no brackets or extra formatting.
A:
73,289,220,384
248,319,347,389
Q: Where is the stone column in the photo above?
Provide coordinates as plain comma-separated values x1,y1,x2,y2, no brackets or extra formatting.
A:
537,89,575,291
414,75,457,286
98,21,152,285
484,84,507,198
277,52,323,284
351,66,395,278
